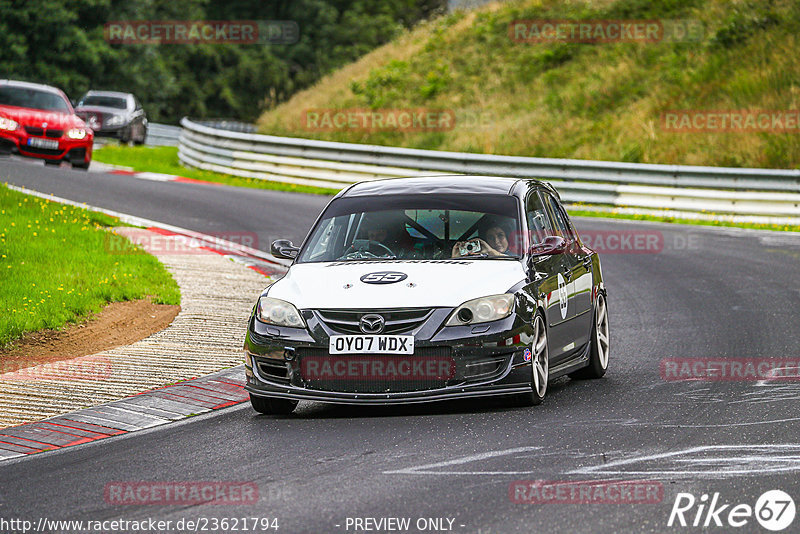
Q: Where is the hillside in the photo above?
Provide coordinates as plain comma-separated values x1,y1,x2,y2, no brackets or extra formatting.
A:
257,0,800,168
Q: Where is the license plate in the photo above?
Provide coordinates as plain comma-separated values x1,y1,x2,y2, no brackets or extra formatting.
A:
329,335,414,355
27,137,59,150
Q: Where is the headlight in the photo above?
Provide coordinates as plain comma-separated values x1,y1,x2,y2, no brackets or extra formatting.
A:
445,294,515,326
67,128,87,139
257,297,305,328
105,115,124,126
0,117,18,131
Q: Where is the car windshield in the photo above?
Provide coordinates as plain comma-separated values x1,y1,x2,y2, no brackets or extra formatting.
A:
298,194,522,263
0,86,70,112
78,95,127,109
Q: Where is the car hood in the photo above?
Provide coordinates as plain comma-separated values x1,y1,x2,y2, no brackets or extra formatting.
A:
0,105,80,128
74,106,128,116
266,260,526,309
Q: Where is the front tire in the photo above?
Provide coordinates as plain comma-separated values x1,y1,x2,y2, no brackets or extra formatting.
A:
44,159,61,167
249,394,297,415
569,292,609,379
72,160,90,170
121,126,132,145
515,313,549,406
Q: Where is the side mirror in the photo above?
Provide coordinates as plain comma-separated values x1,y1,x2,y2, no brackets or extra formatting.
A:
529,235,568,257
271,239,300,260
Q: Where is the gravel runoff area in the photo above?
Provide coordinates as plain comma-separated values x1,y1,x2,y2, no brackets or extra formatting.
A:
0,227,269,428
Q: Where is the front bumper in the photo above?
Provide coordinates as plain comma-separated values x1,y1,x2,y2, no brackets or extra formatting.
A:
244,308,535,405
92,126,128,139
0,129,93,163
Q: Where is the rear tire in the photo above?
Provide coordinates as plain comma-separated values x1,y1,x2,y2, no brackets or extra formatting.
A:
569,292,609,379
249,394,297,415
514,313,549,406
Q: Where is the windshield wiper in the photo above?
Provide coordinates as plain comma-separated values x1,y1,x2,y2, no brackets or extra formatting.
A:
466,254,521,259
336,255,397,261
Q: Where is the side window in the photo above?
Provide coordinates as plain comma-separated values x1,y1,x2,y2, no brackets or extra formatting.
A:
543,193,576,241
525,191,554,245
134,97,143,111
306,218,336,261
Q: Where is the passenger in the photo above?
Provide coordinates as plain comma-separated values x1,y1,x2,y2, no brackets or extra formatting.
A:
452,217,513,257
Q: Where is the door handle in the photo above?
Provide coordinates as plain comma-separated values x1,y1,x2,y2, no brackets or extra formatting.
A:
564,270,572,281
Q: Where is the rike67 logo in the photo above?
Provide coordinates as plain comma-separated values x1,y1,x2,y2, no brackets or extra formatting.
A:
668,490,796,531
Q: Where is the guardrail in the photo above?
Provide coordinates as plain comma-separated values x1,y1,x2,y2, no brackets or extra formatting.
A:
146,121,255,147
146,123,181,147
178,117,800,223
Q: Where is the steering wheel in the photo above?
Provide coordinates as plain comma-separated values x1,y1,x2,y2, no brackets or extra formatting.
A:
339,240,396,260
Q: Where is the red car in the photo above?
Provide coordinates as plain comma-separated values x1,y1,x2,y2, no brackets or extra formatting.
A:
0,80,93,169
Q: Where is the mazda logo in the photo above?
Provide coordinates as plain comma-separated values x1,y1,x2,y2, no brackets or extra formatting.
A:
359,314,385,334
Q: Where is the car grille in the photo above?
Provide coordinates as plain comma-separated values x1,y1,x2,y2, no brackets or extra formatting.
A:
463,353,512,382
316,308,433,334
255,358,290,384
23,126,63,138
298,346,453,393
19,146,62,156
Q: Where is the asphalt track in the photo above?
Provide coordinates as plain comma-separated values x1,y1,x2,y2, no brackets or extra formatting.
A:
2,158,800,533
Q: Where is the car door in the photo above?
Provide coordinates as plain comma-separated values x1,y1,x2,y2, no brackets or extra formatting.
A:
542,192,593,349
522,189,573,364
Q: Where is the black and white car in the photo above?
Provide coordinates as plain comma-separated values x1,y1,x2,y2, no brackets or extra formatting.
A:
244,176,609,414
74,91,147,144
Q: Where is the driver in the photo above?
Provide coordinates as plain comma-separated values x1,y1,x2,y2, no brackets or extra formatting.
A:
452,216,513,258
351,212,413,258
367,226,389,244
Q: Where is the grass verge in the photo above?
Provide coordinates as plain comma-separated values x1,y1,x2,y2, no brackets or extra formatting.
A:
93,145,338,195
0,184,181,348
